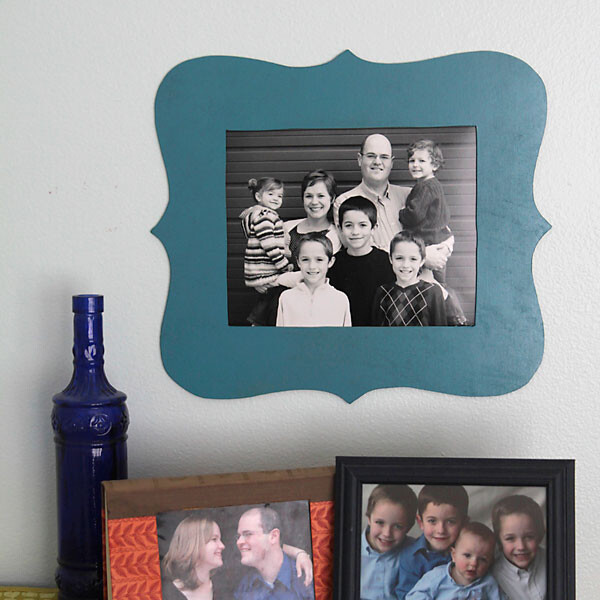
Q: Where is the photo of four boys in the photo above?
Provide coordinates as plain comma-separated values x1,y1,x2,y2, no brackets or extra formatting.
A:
360,484,546,600
227,128,476,327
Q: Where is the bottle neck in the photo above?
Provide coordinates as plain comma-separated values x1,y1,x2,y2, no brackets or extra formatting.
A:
72,312,105,373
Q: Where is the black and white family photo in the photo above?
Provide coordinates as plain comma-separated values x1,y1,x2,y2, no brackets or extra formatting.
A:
360,483,546,599
157,500,316,600
226,127,476,327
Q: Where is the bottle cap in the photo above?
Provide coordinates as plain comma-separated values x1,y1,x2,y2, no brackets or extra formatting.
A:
72,294,104,313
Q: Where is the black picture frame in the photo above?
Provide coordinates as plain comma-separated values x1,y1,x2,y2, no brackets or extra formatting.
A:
334,456,574,600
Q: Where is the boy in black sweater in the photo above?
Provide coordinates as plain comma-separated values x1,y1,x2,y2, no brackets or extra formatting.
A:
328,196,395,325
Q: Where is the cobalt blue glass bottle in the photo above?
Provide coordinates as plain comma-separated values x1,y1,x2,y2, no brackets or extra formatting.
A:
51,295,129,600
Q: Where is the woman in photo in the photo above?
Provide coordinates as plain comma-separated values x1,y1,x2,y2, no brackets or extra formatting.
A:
161,515,225,600
284,169,341,264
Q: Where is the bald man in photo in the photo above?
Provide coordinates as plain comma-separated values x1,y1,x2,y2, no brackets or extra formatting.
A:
334,133,452,273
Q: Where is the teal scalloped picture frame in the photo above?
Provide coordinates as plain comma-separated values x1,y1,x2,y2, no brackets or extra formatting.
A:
152,51,549,402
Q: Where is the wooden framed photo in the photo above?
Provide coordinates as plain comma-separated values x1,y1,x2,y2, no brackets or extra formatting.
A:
102,466,335,600
334,457,574,600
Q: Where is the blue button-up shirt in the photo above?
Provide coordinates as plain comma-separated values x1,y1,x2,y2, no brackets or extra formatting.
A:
234,553,314,600
406,562,508,600
395,534,452,600
361,527,415,600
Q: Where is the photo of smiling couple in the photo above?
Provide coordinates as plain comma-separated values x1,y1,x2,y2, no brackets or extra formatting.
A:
158,501,315,600
229,128,475,328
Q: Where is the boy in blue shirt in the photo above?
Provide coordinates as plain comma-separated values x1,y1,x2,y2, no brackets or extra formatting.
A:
406,522,507,599
395,485,469,599
361,485,418,600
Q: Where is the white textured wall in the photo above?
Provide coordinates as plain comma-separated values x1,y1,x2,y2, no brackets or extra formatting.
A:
1,0,598,593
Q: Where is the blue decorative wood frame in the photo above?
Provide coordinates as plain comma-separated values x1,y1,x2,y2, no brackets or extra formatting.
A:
152,51,549,402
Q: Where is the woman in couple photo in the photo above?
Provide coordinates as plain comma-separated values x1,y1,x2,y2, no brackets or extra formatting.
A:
161,514,225,600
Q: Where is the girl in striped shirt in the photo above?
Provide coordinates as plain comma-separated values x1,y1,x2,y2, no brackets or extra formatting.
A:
239,177,292,325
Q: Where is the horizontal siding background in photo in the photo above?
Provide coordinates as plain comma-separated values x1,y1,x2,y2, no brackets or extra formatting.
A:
226,127,476,326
